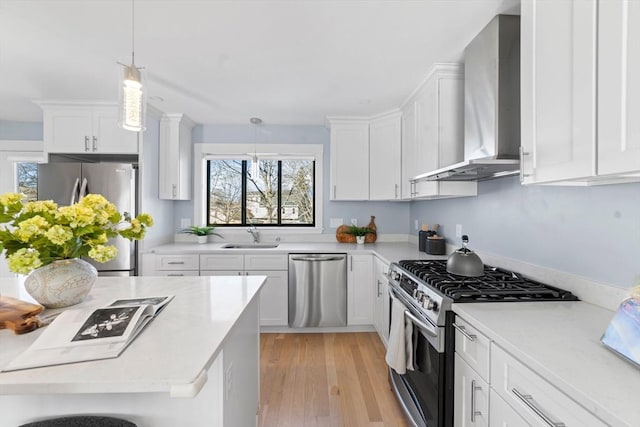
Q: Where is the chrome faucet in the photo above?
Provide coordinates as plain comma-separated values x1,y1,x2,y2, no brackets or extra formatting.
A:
247,224,260,243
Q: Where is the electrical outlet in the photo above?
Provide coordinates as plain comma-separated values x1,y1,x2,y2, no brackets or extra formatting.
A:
456,224,463,238
351,218,357,226
330,218,343,228
414,220,419,230
180,218,191,228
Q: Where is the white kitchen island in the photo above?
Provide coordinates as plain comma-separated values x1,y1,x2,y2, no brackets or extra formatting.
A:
0,275,265,427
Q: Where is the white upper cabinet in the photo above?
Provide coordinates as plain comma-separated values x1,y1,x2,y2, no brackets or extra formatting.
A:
406,64,477,199
328,118,370,200
37,101,139,155
159,113,195,200
369,110,402,200
521,0,640,185
597,0,640,176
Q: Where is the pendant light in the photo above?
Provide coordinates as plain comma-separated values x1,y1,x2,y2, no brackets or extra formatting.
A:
118,0,146,132
249,117,262,178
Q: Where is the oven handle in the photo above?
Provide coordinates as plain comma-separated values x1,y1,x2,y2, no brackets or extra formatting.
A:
404,310,438,338
388,286,439,338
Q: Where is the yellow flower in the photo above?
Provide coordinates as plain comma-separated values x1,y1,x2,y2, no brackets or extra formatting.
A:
23,200,58,214
45,225,73,245
137,213,154,227
0,192,22,207
88,245,118,263
8,248,42,274
57,205,95,228
15,215,49,241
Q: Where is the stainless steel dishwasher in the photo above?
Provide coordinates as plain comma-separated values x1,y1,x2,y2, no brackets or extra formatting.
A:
288,253,347,327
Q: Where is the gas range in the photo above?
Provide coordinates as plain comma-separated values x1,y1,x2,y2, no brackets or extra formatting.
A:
388,259,578,327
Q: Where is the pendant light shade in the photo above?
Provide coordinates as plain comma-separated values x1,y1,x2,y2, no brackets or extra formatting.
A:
118,0,146,132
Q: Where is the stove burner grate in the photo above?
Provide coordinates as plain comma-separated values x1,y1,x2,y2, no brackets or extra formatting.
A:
398,260,578,302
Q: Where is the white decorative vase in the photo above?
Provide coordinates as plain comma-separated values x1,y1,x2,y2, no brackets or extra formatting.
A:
356,236,365,245
197,235,208,244
24,258,97,308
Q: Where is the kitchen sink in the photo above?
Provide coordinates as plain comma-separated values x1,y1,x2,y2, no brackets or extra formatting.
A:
221,244,279,249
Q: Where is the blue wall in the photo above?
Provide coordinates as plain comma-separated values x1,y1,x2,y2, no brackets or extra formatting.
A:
411,176,640,288
0,120,43,140
175,124,410,233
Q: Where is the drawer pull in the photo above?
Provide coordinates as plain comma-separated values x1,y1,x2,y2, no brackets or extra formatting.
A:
167,273,184,276
167,261,185,265
452,323,476,341
470,380,482,422
512,388,566,427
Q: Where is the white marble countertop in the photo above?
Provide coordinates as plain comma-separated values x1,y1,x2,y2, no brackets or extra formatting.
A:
146,241,448,265
0,275,265,397
452,301,640,427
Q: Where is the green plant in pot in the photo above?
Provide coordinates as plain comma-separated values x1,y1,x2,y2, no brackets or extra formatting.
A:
346,225,372,244
181,225,222,243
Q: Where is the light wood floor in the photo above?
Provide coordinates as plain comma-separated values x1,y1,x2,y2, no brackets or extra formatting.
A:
258,333,408,427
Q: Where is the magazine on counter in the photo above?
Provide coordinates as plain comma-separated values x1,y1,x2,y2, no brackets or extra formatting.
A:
2,296,174,372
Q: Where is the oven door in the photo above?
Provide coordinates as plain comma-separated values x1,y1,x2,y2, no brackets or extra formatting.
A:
388,285,447,427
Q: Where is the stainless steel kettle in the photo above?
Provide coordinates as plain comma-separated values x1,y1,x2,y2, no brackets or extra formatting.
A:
446,235,484,277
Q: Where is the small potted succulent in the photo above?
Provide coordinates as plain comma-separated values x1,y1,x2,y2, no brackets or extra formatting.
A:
346,225,372,245
181,225,222,244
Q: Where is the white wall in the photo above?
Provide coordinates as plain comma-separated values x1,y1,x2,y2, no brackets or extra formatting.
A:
411,176,640,289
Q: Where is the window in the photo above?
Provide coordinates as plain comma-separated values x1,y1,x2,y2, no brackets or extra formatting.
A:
16,162,38,201
194,143,323,233
207,158,315,227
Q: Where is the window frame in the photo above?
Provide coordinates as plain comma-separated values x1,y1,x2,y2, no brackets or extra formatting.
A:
194,143,324,233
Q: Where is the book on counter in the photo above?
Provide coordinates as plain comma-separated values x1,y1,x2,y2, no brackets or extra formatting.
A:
2,295,174,372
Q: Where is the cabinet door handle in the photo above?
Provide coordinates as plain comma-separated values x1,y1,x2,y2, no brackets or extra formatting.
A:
92,136,98,151
349,255,353,272
512,388,565,427
452,323,476,341
333,185,336,199
395,183,398,199
167,261,185,265
377,279,381,297
172,184,177,198
519,146,531,183
167,273,184,276
84,136,90,152
470,380,482,422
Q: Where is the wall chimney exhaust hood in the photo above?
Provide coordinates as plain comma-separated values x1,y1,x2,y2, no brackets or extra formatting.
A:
420,14,521,182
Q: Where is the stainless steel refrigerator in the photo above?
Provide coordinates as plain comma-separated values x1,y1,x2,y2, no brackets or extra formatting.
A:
37,162,138,276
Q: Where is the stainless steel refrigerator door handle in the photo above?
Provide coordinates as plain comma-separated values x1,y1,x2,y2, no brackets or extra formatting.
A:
452,323,477,342
512,388,565,427
92,136,98,151
79,177,88,199
289,256,345,262
84,136,90,152
70,177,80,205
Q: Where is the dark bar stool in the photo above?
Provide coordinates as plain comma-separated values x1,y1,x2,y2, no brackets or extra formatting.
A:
20,416,137,427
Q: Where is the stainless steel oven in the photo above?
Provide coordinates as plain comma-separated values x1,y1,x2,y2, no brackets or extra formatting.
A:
386,260,578,427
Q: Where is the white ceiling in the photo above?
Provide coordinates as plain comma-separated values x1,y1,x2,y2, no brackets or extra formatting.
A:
0,0,519,126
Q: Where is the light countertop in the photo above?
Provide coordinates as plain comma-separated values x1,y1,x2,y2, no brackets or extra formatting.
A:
452,301,640,427
0,275,265,397
145,241,448,265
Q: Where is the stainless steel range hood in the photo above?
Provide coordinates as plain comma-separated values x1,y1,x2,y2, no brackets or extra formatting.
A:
422,14,520,182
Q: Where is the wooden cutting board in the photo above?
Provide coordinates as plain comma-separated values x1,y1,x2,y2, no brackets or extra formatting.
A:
0,296,44,334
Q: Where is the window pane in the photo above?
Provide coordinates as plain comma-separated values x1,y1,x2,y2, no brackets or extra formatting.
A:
17,163,38,201
281,160,314,225
246,159,278,224
208,160,243,224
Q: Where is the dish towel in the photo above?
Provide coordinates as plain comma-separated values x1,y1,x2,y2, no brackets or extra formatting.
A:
385,294,415,374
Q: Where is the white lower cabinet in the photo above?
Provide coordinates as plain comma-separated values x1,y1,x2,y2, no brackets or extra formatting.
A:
373,257,390,346
347,254,374,326
489,390,529,427
199,254,288,327
455,354,489,427
491,344,607,427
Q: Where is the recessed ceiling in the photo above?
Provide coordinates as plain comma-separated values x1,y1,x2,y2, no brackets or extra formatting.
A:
0,0,520,125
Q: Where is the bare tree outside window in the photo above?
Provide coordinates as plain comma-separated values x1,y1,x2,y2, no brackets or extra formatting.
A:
207,158,314,227
17,163,38,201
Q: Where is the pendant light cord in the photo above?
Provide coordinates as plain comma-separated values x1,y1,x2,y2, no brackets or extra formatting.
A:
131,0,135,65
